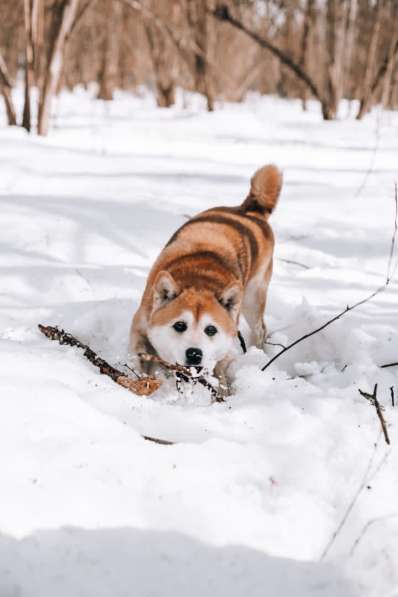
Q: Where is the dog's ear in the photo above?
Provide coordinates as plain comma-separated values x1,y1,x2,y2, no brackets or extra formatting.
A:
153,271,180,310
218,282,242,322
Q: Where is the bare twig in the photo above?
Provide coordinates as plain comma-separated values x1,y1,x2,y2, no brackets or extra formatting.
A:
380,361,398,369
38,324,161,396
265,340,287,350
143,435,174,446
138,352,223,402
353,107,381,199
391,386,395,407
237,331,247,354
277,258,311,270
359,384,391,445
261,184,398,373
387,182,398,283
349,513,398,557
320,433,382,560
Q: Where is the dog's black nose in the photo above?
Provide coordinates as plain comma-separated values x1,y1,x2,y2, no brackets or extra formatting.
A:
185,347,203,366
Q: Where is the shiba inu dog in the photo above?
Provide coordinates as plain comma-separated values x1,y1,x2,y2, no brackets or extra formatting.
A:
129,164,282,387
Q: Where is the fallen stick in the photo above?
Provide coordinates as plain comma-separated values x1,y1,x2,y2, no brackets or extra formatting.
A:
38,324,177,445
38,324,162,396
380,361,398,369
359,384,391,446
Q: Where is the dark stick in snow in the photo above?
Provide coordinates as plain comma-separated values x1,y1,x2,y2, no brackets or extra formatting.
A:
261,183,398,373
391,386,395,408
38,324,162,396
380,361,398,369
359,384,391,446
38,324,177,445
277,258,311,270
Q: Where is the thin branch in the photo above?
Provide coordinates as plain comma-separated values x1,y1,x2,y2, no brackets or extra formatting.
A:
210,5,325,106
265,340,287,350
261,184,398,373
353,107,381,199
387,182,398,283
237,331,247,354
391,386,395,407
349,513,398,557
143,435,174,446
320,433,382,560
359,384,390,445
38,324,161,396
277,257,311,270
381,362,398,369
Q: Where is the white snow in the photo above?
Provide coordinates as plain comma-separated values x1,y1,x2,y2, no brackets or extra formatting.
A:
0,88,398,597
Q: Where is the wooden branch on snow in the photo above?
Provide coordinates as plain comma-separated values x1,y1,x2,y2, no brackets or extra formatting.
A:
380,361,398,369
261,183,398,373
359,384,391,446
38,324,179,446
38,324,161,396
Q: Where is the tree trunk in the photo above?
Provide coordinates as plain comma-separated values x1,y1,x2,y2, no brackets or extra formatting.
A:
144,20,176,108
22,0,40,132
299,0,316,110
97,0,122,100
355,0,383,119
323,0,347,120
0,52,17,126
187,0,215,111
37,0,79,136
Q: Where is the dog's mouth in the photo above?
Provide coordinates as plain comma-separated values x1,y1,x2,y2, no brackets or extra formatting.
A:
184,363,203,373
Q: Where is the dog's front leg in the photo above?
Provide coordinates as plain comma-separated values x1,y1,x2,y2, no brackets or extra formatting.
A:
214,356,234,398
129,316,158,376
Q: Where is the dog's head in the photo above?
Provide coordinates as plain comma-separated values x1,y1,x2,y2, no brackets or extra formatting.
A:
147,271,241,369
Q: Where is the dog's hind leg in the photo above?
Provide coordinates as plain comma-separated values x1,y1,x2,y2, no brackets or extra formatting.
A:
241,261,272,350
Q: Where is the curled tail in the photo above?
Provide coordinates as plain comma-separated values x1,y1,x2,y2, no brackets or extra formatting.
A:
241,164,282,216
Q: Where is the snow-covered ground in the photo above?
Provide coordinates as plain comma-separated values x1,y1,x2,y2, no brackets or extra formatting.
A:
1,88,397,597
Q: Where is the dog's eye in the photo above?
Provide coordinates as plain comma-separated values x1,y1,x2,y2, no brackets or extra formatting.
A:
204,325,218,337
173,321,187,333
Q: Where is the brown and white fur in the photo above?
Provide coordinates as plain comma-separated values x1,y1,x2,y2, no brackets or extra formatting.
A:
129,164,282,387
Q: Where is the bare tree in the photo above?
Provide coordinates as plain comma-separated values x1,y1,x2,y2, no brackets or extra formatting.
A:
322,0,347,120
0,52,17,126
299,0,316,110
186,0,215,111
22,0,41,132
144,21,177,107
37,0,80,136
97,0,123,100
